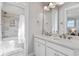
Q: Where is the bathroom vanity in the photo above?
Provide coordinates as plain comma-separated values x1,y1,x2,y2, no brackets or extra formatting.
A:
34,34,79,56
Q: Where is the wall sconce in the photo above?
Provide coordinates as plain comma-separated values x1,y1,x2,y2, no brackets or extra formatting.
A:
49,2,56,8
71,28,76,32
44,6,50,11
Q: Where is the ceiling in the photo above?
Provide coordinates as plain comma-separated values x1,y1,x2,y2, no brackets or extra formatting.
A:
41,2,49,6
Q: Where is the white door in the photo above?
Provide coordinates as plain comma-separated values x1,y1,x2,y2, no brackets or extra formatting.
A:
39,43,45,56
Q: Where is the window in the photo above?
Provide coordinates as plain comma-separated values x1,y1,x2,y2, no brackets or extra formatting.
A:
67,20,75,27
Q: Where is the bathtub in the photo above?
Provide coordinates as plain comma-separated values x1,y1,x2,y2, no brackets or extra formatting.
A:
0,37,24,56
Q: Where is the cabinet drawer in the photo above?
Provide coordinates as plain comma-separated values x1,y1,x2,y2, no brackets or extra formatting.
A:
46,41,74,56
46,47,65,56
46,47,57,56
34,38,45,56
34,38,45,44
56,52,66,56
34,38,39,42
39,39,45,44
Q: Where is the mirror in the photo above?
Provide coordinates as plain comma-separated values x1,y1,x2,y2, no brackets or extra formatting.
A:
43,8,58,35
66,4,79,36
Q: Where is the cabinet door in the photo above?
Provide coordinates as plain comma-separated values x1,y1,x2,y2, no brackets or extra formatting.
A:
34,38,39,56
34,38,45,56
39,43,45,56
56,52,65,56
46,47,56,56
46,47,65,56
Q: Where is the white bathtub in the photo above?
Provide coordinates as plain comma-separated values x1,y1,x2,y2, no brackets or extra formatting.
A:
0,37,24,56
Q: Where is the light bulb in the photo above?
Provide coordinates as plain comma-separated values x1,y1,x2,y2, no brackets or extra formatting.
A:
49,2,55,8
44,6,50,11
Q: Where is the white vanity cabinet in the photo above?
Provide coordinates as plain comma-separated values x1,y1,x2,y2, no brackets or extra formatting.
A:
34,38,45,56
34,37,66,56
34,35,79,56
34,37,65,56
46,41,67,56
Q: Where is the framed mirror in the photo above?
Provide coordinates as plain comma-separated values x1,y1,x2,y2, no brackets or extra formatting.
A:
65,4,79,36
43,8,58,35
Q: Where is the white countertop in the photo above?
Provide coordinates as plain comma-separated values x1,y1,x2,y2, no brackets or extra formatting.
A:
34,34,79,50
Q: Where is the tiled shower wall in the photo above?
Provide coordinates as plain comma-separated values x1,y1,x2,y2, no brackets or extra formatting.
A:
1,2,24,38
1,11,19,38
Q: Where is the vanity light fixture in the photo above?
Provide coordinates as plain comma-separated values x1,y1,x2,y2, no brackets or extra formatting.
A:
44,6,50,11
71,28,76,32
49,2,56,8
44,2,64,11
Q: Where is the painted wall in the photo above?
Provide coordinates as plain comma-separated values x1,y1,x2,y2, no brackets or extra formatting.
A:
28,2,43,54
76,17,79,32
0,3,2,41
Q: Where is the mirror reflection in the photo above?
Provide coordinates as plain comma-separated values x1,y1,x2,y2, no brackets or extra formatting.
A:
43,8,58,36
67,6,79,36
